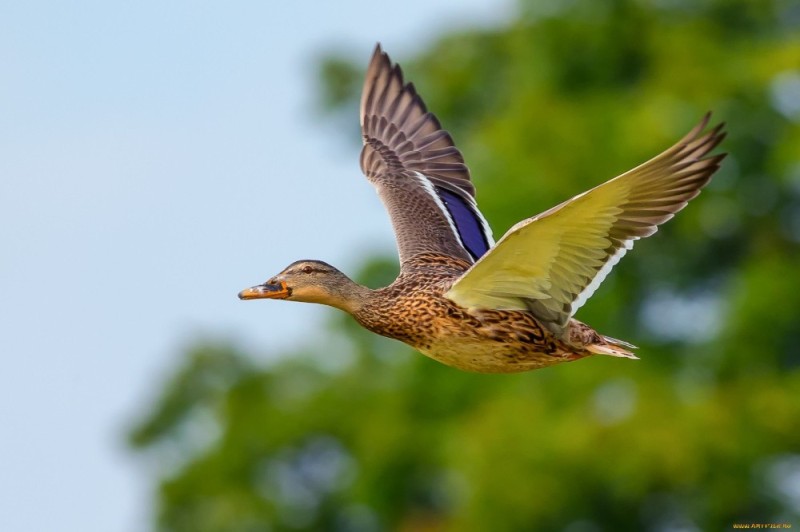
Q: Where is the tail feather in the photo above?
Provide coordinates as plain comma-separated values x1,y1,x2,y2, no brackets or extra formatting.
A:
586,335,639,359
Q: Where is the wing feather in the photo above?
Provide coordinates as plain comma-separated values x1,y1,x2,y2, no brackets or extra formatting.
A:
359,44,494,265
445,114,726,332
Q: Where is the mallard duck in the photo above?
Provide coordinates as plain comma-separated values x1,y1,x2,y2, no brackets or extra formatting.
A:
239,45,725,373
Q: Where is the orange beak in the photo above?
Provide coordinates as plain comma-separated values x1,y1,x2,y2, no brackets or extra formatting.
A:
238,281,291,300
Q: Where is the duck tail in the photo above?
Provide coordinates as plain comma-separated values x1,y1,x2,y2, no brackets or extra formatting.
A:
586,335,639,359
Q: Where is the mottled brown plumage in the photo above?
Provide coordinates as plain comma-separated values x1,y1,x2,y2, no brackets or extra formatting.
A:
352,254,601,373
239,44,726,373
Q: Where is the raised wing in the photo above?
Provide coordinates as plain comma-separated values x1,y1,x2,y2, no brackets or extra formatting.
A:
359,44,493,265
445,115,726,332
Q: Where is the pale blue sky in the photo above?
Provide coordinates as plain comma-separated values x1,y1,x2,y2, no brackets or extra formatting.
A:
0,1,512,530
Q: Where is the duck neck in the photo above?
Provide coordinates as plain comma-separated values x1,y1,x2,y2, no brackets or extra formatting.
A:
323,277,374,316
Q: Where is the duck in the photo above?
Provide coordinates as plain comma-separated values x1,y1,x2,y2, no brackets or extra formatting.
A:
239,44,725,373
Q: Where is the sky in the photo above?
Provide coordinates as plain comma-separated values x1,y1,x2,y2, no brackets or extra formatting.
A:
0,1,513,531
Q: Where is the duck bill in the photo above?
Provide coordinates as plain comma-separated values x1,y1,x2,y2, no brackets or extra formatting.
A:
238,281,291,300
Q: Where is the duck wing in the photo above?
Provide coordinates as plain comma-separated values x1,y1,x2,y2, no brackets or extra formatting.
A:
359,44,494,266
444,114,726,333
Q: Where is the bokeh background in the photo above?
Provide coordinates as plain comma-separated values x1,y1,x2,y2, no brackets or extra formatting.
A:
2,0,799,531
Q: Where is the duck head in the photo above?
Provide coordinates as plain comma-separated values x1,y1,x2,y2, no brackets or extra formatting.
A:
238,260,368,313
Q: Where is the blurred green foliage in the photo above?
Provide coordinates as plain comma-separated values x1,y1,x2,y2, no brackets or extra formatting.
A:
130,0,800,530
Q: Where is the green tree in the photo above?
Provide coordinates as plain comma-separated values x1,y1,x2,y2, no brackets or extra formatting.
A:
130,0,800,530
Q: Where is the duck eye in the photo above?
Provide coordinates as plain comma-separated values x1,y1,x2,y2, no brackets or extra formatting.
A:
301,265,313,274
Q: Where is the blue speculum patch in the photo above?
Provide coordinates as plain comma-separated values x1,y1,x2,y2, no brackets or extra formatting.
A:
437,188,491,261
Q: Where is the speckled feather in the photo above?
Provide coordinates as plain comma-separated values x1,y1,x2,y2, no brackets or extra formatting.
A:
353,254,607,373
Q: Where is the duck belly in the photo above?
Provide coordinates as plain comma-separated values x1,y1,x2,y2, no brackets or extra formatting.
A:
418,337,585,374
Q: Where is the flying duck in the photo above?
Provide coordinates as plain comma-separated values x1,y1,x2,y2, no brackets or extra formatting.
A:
239,45,725,373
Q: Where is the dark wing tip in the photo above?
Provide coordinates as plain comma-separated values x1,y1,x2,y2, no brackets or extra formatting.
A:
678,113,727,164
358,44,477,196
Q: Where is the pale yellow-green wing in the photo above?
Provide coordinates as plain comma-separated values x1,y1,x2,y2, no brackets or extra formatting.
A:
444,115,726,332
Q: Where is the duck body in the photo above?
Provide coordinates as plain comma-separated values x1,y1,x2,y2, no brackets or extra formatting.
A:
352,253,631,373
239,44,725,374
